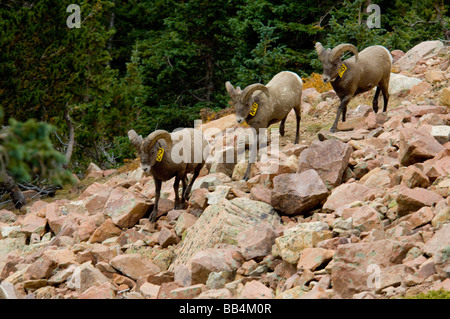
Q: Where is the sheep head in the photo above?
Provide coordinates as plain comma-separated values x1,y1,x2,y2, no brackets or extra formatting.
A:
128,129,172,174
315,42,359,83
226,81,269,124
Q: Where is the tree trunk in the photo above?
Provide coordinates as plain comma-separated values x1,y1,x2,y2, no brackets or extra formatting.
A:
64,108,75,167
0,171,26,209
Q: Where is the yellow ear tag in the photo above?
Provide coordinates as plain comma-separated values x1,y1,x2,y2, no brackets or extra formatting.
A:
156,147,164,162
338,63,347,77
249,102,259,117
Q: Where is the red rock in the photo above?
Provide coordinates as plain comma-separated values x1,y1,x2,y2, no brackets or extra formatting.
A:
237,223,277,260
139,282,160,299
25,256,57,280
410,82,432,95
398,126,445,166
0,210,17,224
423,150,450,180
399,206,434,229
407,104,446,117
282,144,308,157
190,247,242,284
169,284,206,299
331,239,414,298
79,282,116,299
271,170,329,215
342,205,381,232
174,213,198,236
104,187,151,228
299,286,329,299
239,280,273,299
390,49,405,63
158,227,179,248
109,254,161,281
89,218,122,244
417,259,436,279
323,182,376,212
0,254,22,281
297,248,334,271
43,249,77,268
297,139,353,188
44,202,67,235
188,188,209,210
250,187,272,205
83,184,114,215
400,165,430,188
84,162,104,179
156,282,182,299
19,214,47,236
67,261,111,291
117,228,145,246
396,186,443,216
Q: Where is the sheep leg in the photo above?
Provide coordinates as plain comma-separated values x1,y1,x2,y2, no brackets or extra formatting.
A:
342,104,347,122
279,117,287,137
184,166,201,200
381,86,389,113
180,175,188,204
294,105,301,144
150,178,162,222
372,87,381,113
331,96,351,133
173,176,183,209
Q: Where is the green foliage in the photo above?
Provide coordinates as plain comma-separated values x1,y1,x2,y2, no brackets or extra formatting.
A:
403,289,450,299
0,108,73,185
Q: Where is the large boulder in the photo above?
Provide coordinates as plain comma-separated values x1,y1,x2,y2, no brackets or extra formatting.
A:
393,40,444,71
275,222,332,264
297,139,353,188
323,182,377,212
104,187,151,228
332,239,415,298
398,126,445,166
169,198,280,270
271,170,329,215
388,73,422,95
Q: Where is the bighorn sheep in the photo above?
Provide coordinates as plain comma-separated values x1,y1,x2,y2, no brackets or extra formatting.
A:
225,71,303,180
315,42,393,132
128,128,209,222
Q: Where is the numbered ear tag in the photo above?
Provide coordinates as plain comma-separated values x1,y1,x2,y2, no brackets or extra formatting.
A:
338,64,347,77
249,102,259,117
156,147,164,162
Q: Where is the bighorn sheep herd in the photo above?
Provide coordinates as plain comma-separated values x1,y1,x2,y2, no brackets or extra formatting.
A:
129,42,393,222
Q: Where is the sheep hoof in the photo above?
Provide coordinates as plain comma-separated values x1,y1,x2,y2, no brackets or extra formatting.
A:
149,210,158,223
330,127,337,133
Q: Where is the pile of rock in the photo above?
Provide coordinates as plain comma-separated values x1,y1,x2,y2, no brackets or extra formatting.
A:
0,41,449,299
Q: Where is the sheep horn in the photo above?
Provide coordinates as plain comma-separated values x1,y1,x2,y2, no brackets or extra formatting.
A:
225,81,238,99
315,42,326,57
242,83,269,102
128,130,143,150
330,43,359,62
142,130,172,152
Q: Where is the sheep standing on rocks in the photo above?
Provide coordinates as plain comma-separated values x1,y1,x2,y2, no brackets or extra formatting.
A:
315,42,393,132
128,128,209,222
225,71,303,181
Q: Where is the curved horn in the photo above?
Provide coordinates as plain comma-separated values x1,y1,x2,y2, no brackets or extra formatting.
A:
330,43,359,62
128,130,143,150
315,42,326,57
143,130,172,152
242,83,269,102
225,81,238,99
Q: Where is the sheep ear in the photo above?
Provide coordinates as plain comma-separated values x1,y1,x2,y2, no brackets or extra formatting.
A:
128,130,143,150
226,81,238,99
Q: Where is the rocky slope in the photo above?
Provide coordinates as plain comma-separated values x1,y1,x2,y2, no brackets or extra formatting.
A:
0,40,449,299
